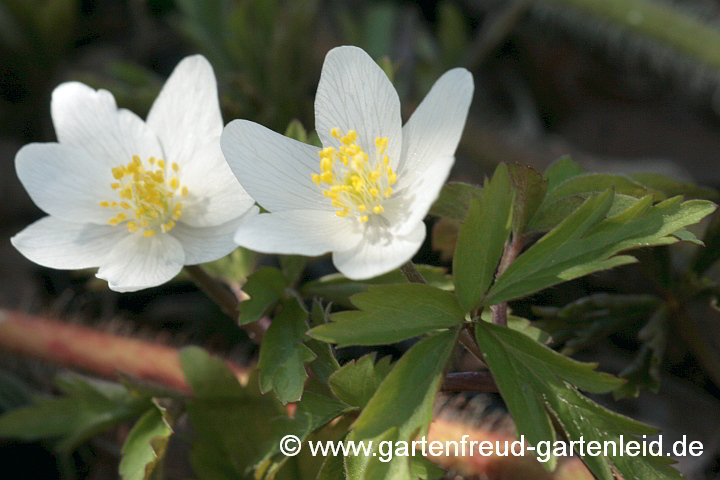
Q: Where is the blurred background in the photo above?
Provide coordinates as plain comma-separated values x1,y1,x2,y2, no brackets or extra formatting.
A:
1,0,720,478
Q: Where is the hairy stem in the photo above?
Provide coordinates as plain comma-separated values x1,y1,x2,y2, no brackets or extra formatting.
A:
185,265,266,343
0,310,249,393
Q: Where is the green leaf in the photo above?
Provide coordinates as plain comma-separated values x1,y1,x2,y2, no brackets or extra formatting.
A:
328,353,392,409
428,181,482,221
544,156,585,192
0,372,149,454
306,300,341,385
350,329,459,480
474,320,674,477
238,267,288,324
119,402,173,480
284,119,308,143
279,255,308,286
479,311,550,343
615,305,670,399
453,163,514,312
258,298,316,404
508,164,548,235
629,172,719,201
533,293,661,354
309,284,465,347
486,192,717,304
180,348,286,480
545,173,653,204
526,195,586,233
300,265,452,309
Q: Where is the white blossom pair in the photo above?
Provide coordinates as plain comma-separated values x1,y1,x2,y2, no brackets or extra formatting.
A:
12,47,474,291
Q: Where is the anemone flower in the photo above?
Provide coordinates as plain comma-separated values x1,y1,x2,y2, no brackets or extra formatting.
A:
221,46,473,279
12,55,256,291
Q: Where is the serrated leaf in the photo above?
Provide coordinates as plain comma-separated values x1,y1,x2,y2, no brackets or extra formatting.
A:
328,353,392,409
119,403,173,480
473,320,680,479
350,329,459,480
308,284,465,347
300,265,453,309
238,267,288,324
486,192,717,304
544,156,585,192
454,163,514,312
258,298,316,404
428,181,482,221
508,163,548,235
0,372,149,454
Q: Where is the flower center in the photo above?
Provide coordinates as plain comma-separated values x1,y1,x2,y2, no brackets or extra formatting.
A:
311,128,396,222
100,155,189,237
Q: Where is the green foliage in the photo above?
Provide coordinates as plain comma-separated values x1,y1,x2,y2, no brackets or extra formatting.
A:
0,372,149,454
238,266,288,324
348,329,458,480
507,163,548,235
305,300,341,385
485,191,716,304
180,347,287,480
309,284,465,347
119,401,173,480
453,163,513,312
257,298,316,404
300,265,452,309
428,181,482,221
328,353,392,409
474,320,682,479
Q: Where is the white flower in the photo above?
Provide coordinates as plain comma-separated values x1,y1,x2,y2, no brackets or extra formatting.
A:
221,46,473,279
11,55,256,292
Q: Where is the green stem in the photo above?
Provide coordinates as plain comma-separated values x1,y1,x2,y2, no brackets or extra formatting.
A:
400,261,427,284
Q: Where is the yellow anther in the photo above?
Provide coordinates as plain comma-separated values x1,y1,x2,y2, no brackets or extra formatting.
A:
312,128,397,223
103,155,188,236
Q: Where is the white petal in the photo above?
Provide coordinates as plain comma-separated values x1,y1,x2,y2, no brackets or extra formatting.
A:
146,55,223,168
221,120,332,212
315,46,402,165
11,216,126,269
16,143,117,224
51,82,162,165
176,140,257,227
385,155,455,235
397,68,473,186
332,221,426,280
173,206,259,264
234,209,363,256
97,232,185,292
